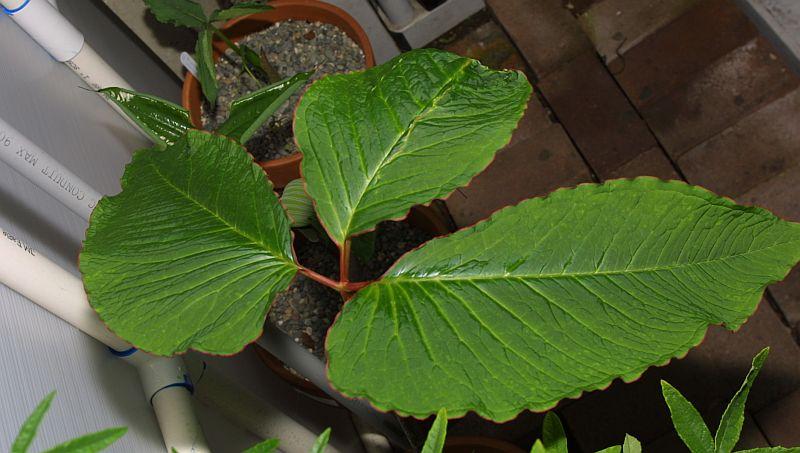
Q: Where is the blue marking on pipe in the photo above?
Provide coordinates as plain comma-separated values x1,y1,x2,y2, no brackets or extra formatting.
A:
2,0,31,15
107,346,138,357
149,374,194,406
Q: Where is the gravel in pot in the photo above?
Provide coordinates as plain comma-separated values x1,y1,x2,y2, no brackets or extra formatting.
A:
201,20,366,162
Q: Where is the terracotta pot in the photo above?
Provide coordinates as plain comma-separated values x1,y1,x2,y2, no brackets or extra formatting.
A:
255,204,454,402
181,0,376,188
444,437,527,453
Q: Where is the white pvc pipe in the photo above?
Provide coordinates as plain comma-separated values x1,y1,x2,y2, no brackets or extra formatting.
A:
0,118,99,220
0,225,210,452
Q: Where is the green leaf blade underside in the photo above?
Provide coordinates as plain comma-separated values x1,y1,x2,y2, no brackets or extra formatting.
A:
421,409,448,453
13,392,55,453
209,2,272,22
326,178,800,420
218,71,312,143
542,412,568,453
661,381,715,453
144,0,207,28
99,87,193,148
80,130,296,356
622,435,642,453
295,48,531,244
242,438,280,453
42,427,127,453
715,348,770,453
196,28,218,107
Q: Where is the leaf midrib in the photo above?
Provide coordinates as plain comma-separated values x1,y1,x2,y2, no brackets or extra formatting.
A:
387,239,799,283
341,58,472,239
145,157,292,265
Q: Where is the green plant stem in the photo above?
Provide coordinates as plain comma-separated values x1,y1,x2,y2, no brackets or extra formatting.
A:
212,27,260,81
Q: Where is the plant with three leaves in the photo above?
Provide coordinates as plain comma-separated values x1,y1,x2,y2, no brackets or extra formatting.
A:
11,392,126,453
529,412,638,453
662,348,799,453
80,48,800,424
144,0,276,106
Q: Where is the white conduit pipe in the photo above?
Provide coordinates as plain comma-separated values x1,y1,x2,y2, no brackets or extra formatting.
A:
0,119,325,453
1,0,140,128
0,225,208,452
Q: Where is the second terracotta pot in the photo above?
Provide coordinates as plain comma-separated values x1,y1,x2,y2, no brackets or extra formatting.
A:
182,0,376,188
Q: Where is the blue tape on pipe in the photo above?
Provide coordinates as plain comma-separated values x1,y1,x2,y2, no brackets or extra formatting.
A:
107,346,138,357
2,0,31,15
149,374,195,406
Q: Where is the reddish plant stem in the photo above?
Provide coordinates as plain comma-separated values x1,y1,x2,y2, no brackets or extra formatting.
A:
340,238,352,285
297,266,340,291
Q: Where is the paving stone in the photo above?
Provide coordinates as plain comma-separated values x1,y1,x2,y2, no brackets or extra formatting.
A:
677,88,800,198
445,124,591,227
643,36,800,159
562,0,602,16
487,0,592,78
604,147,680,180
578,0,699,64
613,0,758,109
538,49,657,178
740,164,800,328
510,95,554,148
755,388,800,447
560,302,800,451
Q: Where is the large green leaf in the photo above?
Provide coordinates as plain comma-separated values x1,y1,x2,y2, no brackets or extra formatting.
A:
43,427,127,453
662,381,714,453
295,48,531,244
196,27,218,107
217,71,312,143
12,392,55,453
715,348,769,453
99,87,193,148
80,130,296,355
209,1,272,22
144,0,207,29
326,178,800,420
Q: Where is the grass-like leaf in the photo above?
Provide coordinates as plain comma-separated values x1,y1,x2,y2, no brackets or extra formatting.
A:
218,71,312,143
242,438,280,453
326,178,800,420
311,428,331,453
80,131,296,355
144,0,207,28
42,427,127,453
295,48,531,244
662,381,714,453
422,409,448,453
195,27,218,107
715,348,769,453
595,447,622,453
99,88,192,148
12,392,55,453
736,448,800,452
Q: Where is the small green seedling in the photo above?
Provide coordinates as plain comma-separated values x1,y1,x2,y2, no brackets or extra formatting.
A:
11,392,126,453
662,348,799,453
144,0,277,106
241,427,330,453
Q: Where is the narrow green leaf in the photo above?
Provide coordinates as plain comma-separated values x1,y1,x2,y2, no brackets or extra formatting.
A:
595,447,622,453
311,428,331,453
218,71,311,143
736,448,800,453
12,392,56,453
144,0,207,28
621,435,641,453
662,381,715,453
196,27,218,107
242,438,280,453
530,440,547,453
209,2,272,22
542,412,568,453
421,409,448,453
326,178,800,420
281,179,315,227
296,48,532,244
42,427,127,453
80,130,296,355
99,87,192,148
715,348,770,453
